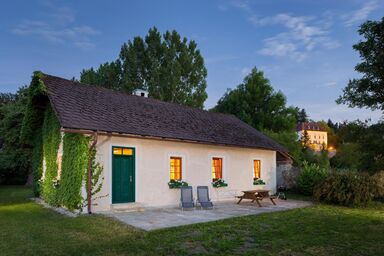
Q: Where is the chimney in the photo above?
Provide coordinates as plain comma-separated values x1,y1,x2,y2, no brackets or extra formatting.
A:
132,89,149,98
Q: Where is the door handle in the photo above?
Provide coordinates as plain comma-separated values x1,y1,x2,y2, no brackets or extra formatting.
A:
130,176,132,182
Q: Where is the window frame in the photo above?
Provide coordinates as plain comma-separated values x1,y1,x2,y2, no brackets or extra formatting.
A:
211,157,224,182
253,159,262,180
169,156,183,181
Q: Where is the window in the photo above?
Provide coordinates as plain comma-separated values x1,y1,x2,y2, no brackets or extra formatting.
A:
170,157,182,181
254,160,261,179
113,147,133,156
212,157,223,181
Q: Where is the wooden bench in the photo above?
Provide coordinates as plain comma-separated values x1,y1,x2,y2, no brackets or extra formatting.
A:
236,189,276,207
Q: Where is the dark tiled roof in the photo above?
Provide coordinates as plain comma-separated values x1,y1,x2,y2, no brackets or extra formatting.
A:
42,74,287,153
296,122,326,132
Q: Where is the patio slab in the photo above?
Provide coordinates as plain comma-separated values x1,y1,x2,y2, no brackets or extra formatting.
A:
103,199,312,231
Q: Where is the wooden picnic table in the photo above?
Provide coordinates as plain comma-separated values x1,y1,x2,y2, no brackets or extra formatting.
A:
236,189,276,207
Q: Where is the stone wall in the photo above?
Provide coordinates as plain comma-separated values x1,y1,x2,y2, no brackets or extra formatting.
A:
276,163,302,189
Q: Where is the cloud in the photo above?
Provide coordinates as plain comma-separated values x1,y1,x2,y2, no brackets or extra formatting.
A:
231,0,252,13
252,14,339,61
342,1,378,27
230,3,340,61
11,4,99,49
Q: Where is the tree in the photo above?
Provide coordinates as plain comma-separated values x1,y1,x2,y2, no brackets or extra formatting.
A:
212,67,297,133
0,87,30,184
80,61,121,90
337,17,384,111
80,27,208,109
301,130,310,148
294,107,308,123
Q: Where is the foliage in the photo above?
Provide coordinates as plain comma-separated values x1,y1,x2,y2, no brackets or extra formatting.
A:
40,105,61,206
0,87,30,185
301,148,330,170
58,133,89,211
314,171,375,206
297,161,328,195
265,130,302,165
253,178,266,185
212,67,297,133
294,107,308,123
330,143,362,170
82,147,106,209
332,120,384,173
20,71,48,146
168,179,188,189
337,17,384,111
2,186,384,255
301,130,310,149
212,178,228,188
371,171,384,199
81,27,208,109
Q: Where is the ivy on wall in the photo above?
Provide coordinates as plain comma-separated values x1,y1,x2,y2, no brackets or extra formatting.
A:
21,71,48,196
58,133,89,211
22,71,105,211
41,105,61,205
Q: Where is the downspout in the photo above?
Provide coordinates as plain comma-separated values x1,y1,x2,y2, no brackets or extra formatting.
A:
87,132,98,214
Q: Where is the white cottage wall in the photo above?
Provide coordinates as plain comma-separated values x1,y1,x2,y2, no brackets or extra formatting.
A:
90,135,277,212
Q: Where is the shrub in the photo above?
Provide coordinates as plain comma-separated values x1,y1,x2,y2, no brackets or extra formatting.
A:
297,161,327,195
313,171,374,206
371,171,384,199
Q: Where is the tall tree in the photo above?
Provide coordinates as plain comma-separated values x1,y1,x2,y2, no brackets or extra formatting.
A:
80,27,208,109
294,107,308,123
212,67,297,133
337,17,384,111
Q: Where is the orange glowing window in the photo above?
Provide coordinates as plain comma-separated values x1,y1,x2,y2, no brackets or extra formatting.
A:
254,160,261,179
122,148,133,156
113,148,122,155
113,147,133,156
170,157,182,181
212,158,223,181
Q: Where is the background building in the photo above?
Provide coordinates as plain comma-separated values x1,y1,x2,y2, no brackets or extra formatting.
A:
297,122,328,151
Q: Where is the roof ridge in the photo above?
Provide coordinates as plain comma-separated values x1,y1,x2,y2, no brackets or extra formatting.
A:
42,73,236,119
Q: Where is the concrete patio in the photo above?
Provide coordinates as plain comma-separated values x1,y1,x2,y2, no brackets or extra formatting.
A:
103,199,312,231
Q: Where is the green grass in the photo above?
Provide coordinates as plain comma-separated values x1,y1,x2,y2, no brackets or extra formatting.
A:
1,186,383,256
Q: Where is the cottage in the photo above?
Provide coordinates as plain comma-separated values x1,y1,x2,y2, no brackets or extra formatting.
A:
30,73,288,213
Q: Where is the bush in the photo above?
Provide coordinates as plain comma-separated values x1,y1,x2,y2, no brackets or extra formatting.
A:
297,161,327,195
313,171,374,206
371,171,384,199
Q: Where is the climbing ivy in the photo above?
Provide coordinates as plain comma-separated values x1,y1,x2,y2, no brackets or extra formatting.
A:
22,71,105,211
20,71,47,146
21,71,48,196
82,147,106,210
58,133,89,211
40,105,61,206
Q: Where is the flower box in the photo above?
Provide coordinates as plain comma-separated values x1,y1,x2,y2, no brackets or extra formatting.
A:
212,178,228,188
168,180,188,189
253,178,266,185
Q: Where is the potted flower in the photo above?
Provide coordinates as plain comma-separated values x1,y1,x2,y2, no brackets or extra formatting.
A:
253,178,266,185
168,179,188,189
212,178,228,188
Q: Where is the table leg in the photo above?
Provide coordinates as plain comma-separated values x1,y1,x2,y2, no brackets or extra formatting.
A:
270,197,276,205
237,198,243,204
255,199,262,207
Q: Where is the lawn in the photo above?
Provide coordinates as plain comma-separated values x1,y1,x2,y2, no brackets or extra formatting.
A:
0,186,383,256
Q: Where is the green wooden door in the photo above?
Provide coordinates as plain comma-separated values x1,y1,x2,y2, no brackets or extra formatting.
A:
112,147,135,203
